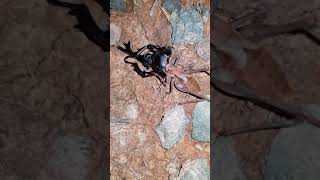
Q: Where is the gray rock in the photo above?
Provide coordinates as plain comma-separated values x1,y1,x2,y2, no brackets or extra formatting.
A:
110,0,126,12
196,39,210,61
47,132,94,180
110,23,121,45
212,138,247,180
155,105,189,149
170,7,204,44
164,0,181,13
192,101,210,142
264,123,320,180
195,4,210,23
179,159,210,180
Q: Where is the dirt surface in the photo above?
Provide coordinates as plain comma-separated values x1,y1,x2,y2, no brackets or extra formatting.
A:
214,0,320,180
110,1,210,179
0,0,108,179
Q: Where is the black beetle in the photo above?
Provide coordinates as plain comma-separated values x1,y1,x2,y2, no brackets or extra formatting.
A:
117,41,174,81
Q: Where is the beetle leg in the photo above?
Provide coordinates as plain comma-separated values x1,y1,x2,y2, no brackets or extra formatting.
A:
134,45,148,58
151,72,166,85
143,66,152,72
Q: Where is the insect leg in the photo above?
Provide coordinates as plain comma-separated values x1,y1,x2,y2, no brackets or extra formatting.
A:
134,46,148,58
184,65,210,75
151,72,166,84
174,82,210,102
173,52,183,66
166,77,173,94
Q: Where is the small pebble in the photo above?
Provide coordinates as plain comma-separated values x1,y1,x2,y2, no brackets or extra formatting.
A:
126,103,139,120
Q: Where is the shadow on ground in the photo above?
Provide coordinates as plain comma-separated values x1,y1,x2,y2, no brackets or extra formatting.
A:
0,0,108,179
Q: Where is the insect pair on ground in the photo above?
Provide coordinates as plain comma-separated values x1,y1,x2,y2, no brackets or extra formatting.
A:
117,41,210,103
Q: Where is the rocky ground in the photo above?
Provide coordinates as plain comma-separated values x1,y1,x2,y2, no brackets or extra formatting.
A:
110,0,210,179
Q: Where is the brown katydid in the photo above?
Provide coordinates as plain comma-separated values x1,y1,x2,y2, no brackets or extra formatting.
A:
164,55,210,103
212,8,320,136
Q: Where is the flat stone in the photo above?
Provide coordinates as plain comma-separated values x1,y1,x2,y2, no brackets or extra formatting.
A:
164,0,181,13
192,101,210,142
170,7,204,44
179,159,210,180
155,105,189,149
110,0,126,12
